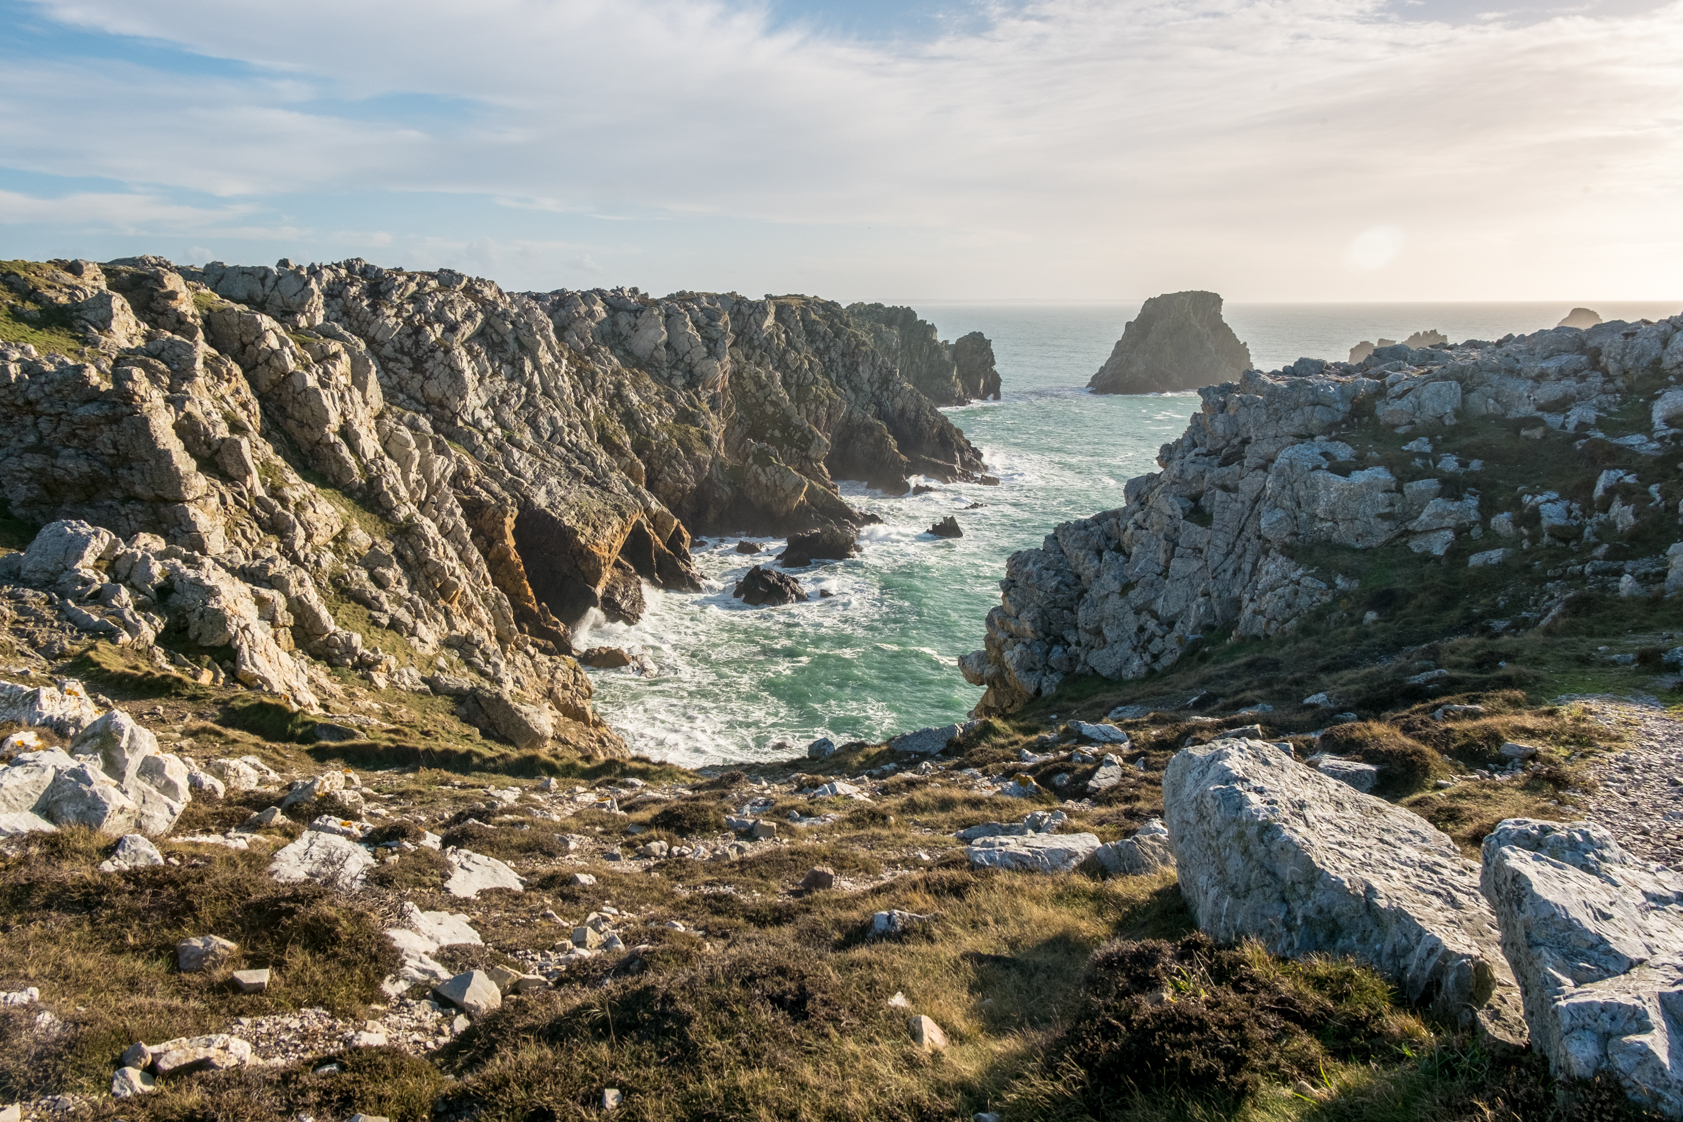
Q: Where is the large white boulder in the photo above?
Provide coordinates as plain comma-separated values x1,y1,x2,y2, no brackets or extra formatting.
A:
0,749,74,814
268,830,374,889
39,763,140,835
444,848,523,898
17,520,120,587
74,710,159,787
0,679,101,735
966,831,1102,873
1482,819,1683,1116
1164,739,1526,1043
382,902,482,998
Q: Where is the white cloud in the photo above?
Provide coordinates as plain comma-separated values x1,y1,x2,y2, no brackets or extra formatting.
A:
5,0,1683,298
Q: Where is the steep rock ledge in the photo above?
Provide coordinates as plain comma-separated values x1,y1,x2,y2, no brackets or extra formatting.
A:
847,303,1001,406
967,319,1683,714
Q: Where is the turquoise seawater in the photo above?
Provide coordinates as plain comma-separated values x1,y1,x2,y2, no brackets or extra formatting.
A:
580,300,1681,766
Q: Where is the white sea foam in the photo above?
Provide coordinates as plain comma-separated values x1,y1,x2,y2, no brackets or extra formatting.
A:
584,302,1614,766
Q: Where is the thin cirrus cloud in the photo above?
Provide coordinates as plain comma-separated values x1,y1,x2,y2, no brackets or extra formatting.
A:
0,0,1678,301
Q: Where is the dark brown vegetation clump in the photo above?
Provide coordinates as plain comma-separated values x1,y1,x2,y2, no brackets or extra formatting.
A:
1051,932,1411,1107
1318,721,1446,797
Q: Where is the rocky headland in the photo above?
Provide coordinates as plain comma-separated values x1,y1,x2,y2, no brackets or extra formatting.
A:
0,256,992,763
1087,289,1252,395
967,316,1683,715
847,303,1001,405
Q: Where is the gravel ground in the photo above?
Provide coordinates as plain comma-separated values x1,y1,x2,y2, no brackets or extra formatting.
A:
1574,698,1683,867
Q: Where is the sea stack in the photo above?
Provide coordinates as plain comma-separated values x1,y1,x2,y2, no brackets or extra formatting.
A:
1087,291,1251,394
1559,307,1602,330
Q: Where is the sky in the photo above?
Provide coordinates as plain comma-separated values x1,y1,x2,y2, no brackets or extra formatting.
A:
0,0,1680,302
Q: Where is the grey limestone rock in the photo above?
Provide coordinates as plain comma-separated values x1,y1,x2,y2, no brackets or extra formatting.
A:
1164,739,1527,1043
1088,291,1252,395
1308,753,1380,792
1482,819,1683,1116
1,257,1000,762
100,833,164,872
966,831,1102,873
444,847,523,898
1091,819,1176,876
176,934,238,972
268,830,375,889
964,315,1683,716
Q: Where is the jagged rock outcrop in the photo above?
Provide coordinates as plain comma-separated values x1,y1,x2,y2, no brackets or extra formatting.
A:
1482,819,1683,1116
966,314,1683,714
732,566,804,606
0,256,993,757
0,706,192,836
1350,330,1449,364
848,304,1000,406
1165,739,1527,1042
1087,291,1251,395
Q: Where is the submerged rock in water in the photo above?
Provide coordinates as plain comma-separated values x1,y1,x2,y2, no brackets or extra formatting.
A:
927,516,962,538
779,529,856,568
1088,291,1251,394
733,565,804,606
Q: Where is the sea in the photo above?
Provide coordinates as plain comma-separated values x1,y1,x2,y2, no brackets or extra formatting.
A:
576,301,1682,767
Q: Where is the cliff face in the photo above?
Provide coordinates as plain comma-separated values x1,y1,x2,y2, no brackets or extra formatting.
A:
1088,290,1252,395
966,319,1683,715
0,256,989,756
847,303,1001,406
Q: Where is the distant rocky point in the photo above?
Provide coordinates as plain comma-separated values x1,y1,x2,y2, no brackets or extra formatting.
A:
847,303,1001,405
1349,329,1447,364
1559,307,1603,330
1087,290,1251,395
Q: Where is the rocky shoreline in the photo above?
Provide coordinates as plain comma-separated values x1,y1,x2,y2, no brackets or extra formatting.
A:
4,261,1683,1120
1,256,997,763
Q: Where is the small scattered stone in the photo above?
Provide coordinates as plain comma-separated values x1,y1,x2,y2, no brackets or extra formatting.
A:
800,866,835,890
111,1066,155,1097
177,935,238,972
603,1088,623,1110
908,1014,948,1050
569,872,597,886
433,970,502,1019
231,968,270,994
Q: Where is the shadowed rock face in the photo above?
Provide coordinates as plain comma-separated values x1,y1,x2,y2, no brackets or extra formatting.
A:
847,303,1001,405
1088,290,1252,395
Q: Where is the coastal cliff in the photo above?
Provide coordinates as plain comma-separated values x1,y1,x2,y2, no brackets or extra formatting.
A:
967,320,1683,714
0,256,988,756
847,303,1001,405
